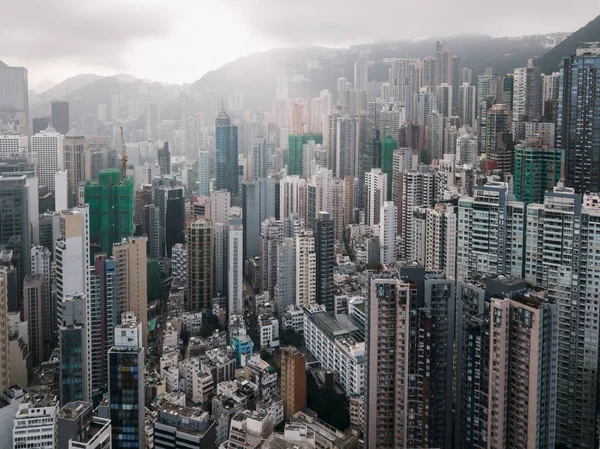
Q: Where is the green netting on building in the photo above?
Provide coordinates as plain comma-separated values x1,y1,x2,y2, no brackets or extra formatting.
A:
513,145,563,205
85,169,134,257
381,134,398,201
288,134,323,176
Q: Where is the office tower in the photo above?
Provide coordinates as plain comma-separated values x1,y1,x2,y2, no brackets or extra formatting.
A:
210,190,230,298
228,220,243,316
81,114,97,137
152,176,185,258
366,269,456,449
215,110,239,196
13,394,58,449
186,218,212,311
108,315,145,449
147,103,160,140
112,237,148,350
91,254,116,389
287,134,323,176
379,201,397,264
502,73,514,109
364,168,387,226
354,54,368,91
484,103,512,153
281,346,306,421
513,140,563,205
63,127,86,208
275,69,289,101
0,176,31,293
487,292,557,448
55,208,90,327
275,238,296,311
23,274,44,368
154,403,217,449
314,212,334,312
32,117,50,135
294,229,316,307
457,182,524,281
54,170,68,212
426,111,445,163
0,134,28,158
198,150,210,197
157,141,171,175
241,178,278,260
512,58,543,121
252,139,269,179
542,71,560,122
435,83,452,117
85,169,134,256
458,83,476,128
0,270,8,393
58,401,111,449
59,293,88,404
524,187,600,447
335,116,359,178
32,126,64,192
51,101,69,134
0,60,29,132
558,46,600,193
290,98,309,135
260,218,284,297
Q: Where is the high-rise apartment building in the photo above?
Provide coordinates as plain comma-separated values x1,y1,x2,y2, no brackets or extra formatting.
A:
294,230,316,307
215,110,239,196
198,150,210,196
23,274,44,368
158,141,170,175
112,237,148,350
379,201,397,264
484,103,512,153
435,83,452,117
513,140,563,205
147,103,160,140
512,58,543,121
0,270,8,393
315,212,334,312
288,134,323,176
457,182,524,281
364,168,387,226
380,135,398,201
32,126,64,192
51,101,69,134
63,127,87,208
85,169,134,257
558,45,600,193
13,394,58,449
458,82,476,128
108,314,145,449
242,178,278,260
281,346,306,421
186,218,212,311
354,54,368,91
290,98,309,135
227,221,243,316
260,218,284,297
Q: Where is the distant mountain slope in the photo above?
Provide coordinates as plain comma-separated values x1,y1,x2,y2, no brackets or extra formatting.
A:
541,15,600,73
190,33,566,110
39,74,103,100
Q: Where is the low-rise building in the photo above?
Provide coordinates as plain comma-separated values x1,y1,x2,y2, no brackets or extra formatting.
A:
281,305,304,333
154,403,217,449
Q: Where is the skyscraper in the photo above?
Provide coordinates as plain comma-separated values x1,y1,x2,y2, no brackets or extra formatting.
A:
281,346,306,421
63,127,87,208
108,314,145,449
315,212,334,312
85,169,134,257
294,229,316,307
158,141,170,175
112,237,148,351
380,134,398,200
513,139,563,205
0,270,9,393
379,201,397,264
260,218,284,298
0,60,29,134
51,101,69,135
152,176,185,258
458,82,476,128
484,103,512,153
227,220,243,316
23,274,44,368
242,178,278,260
198,150,210,197
364,168,387,226
186,218,212,311
512,58,543,121
147,103,160,140
287,134,323,176
558,45,600,193
354,54,368,91
32,126,64,192
215,110,239,196
30,246,52,350
59,293,88,404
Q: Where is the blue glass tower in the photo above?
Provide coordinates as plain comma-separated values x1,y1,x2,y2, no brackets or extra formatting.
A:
215,110,239,196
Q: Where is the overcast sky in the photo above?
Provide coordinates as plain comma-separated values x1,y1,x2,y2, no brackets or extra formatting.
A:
2,0,597,88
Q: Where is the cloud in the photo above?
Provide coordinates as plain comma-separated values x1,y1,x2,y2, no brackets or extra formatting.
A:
0,0,169,69
222,0,598,45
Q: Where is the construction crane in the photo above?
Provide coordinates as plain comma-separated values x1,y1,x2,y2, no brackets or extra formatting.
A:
120,126,127,183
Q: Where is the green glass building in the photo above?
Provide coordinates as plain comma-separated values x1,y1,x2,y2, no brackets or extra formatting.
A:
380,134,398,200
288,134,323,176
85,169,134,257
513,142,563,205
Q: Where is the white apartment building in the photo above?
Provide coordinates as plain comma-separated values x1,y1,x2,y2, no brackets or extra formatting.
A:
364,168,387,226
13,396,58,449
379,201,397,264
294,230,316,307
228,222,243,316
303,303,366,395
